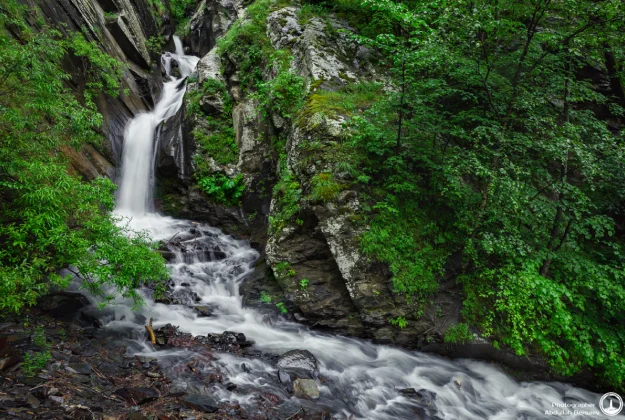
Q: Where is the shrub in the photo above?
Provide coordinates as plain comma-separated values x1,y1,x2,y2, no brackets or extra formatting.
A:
389,316,407,329
198,173,245,205
444,323,473,344
311,172,342,202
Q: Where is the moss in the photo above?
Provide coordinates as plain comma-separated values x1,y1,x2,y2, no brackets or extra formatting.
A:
187,79,237,172
297,82,384,126
311,172,342,202
297,4,328,25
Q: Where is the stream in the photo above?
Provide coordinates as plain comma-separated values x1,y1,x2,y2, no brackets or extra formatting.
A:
103,37,622,420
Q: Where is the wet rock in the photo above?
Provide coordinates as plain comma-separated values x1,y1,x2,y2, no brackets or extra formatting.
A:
181,393,219,413
277,369,291,384
25,393,40,409
97,362,121,376
68,363,92,375
399,387,418,397
186,0,244,57
0,338,20,371
37,292,89,319
276,349,319,379
415,389,437,407
79,310,103,328
194,305,213,317
114,387,160,404
292,378,319,399
200,94,224,116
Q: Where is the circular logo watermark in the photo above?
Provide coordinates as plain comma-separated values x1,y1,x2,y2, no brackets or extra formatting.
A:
599,392,623,417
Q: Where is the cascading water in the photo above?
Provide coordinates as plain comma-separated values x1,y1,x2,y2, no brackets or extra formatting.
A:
116,36,199,215
106,39,622,419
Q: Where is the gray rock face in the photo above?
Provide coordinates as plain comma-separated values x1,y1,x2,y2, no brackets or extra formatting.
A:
197,49,225,84
186,0,245,57
267,7,382,85
31,0,171,175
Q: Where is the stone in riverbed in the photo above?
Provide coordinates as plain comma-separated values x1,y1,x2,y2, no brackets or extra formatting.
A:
68,362,92,375
400,388,437,407
276,349,319,379
114,387,160,404
181,393,219,412
194,305,213,317
277,369,291,384
292,378,319,399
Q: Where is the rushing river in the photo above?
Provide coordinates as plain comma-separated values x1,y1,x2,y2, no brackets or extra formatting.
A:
105,38,623,420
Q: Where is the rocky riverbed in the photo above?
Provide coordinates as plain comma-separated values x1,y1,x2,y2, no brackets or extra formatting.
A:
0,295,438,420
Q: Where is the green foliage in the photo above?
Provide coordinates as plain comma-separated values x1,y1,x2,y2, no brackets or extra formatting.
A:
254,64,306,119
22,350,51,377
22,326,50,376
444,323,473,344
103,12,117,22
269,157,302,233
259,291,272,304
346,0,625,387
188,79,238,170
170,0,197,29
276,302,288,314
389,316,407,329
218,0,303,119
274,261,295,277
146,0,167,25
299,278,309,290
145,35,166,55
299,82,383,123
361,199,447,296
198,173,245,205
298,4,328,24
32,326,47,348
310,172,342,202
0,0,169,313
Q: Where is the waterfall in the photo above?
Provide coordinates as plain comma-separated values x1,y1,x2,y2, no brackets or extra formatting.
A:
115,36,199,215
104,38,619,420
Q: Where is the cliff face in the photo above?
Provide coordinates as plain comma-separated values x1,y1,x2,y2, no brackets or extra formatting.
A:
151,0,460,349
24,0,174,180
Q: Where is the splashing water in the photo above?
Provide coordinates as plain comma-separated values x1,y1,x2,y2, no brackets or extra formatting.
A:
107,39,622,420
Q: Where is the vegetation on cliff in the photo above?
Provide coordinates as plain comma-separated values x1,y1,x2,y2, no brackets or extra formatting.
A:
210,0,625,387
321,0,625,386
0,0,168,312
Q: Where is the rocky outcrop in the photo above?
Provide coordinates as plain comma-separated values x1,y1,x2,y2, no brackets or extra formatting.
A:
262,7,458,346
161,1,461,348
185,0,245,57
26,0,173,178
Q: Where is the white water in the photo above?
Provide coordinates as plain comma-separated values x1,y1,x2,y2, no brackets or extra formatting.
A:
116,36,199,214
108,39,623,419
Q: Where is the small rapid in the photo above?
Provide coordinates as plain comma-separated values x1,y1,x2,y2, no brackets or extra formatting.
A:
105,39,622,420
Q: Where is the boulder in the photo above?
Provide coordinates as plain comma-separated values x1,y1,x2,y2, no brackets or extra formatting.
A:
181,393,219,413
37,292,89,319
292,378,319,399
276,349,319,381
